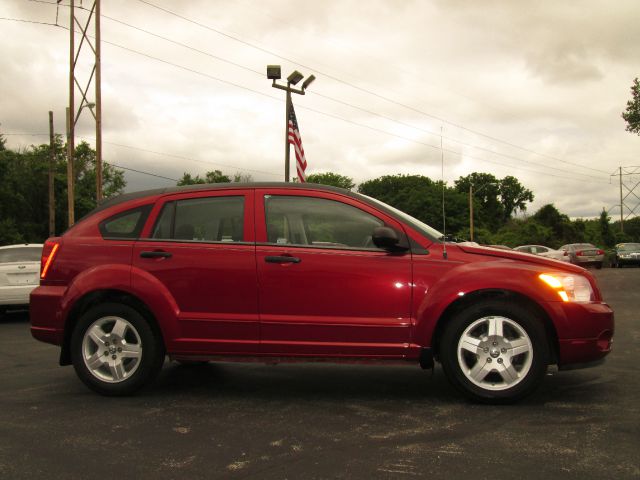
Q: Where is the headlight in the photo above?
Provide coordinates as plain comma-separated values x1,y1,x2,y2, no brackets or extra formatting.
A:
539,273,594,302
620,254,631,259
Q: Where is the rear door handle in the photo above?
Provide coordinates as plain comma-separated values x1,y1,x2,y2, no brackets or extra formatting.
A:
265,255,301,264
140,251,172,259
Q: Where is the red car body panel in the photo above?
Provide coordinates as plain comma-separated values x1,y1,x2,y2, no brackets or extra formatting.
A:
30,184,614,370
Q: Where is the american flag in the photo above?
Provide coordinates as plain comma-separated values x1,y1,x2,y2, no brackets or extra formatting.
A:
288,99,307,182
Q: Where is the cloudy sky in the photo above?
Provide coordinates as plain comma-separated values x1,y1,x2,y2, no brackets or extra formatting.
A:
1,0,638,218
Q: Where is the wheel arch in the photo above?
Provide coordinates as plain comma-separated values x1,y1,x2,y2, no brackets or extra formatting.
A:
60,289,164,366
430,289,559,365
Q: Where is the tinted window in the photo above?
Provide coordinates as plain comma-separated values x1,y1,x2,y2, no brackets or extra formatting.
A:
99,206,151,239
264,195,385,249
152,196,244,242
0,246,42,263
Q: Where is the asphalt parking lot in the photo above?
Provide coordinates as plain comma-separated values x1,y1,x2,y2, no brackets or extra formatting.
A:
1,268,638,479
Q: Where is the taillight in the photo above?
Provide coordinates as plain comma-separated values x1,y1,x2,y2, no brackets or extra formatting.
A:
597,249,604,255
40,240,60,279
563,251,568,256
576,251,584,256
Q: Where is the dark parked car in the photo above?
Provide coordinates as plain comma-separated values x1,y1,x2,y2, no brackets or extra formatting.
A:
559,243,605,269
611,242,640,267
30,183,614,403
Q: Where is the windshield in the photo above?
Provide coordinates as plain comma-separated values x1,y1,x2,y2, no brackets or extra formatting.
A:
361,194,443,241
618,243,640,252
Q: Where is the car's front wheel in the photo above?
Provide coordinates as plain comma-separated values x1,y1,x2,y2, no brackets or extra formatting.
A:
70,302,165,396
440,300,549,403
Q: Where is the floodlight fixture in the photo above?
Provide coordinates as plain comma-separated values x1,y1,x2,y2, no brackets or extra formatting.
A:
301,74,316,90
267,65,281,80
287,70,304,85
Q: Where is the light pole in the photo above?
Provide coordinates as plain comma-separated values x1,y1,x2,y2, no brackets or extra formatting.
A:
469,182,498,242
267,65,315,182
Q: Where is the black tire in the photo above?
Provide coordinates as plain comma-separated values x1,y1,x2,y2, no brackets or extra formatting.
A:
595,262,603,270
440,300,549,404
70,302,165,396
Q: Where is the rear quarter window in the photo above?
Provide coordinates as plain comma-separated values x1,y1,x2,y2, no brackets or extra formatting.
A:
99,205,152,239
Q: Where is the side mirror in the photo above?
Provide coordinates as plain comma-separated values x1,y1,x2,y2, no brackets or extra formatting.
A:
372,227,407,251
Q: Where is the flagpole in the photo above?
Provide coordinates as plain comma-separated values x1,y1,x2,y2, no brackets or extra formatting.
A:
267,66,315,183
285,87,292,182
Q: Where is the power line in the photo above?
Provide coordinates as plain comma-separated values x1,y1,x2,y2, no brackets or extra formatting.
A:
2,17,609,184
13,4,608,181
105,161,178,182
83,5,606,182
77,10,607,182
0,16,57,26
135,0,610,176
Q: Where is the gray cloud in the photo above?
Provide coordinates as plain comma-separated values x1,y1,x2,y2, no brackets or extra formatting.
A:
1,0,638,220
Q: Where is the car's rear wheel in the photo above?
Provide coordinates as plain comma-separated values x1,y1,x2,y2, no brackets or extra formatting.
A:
440,300,549,404
71,302,165,396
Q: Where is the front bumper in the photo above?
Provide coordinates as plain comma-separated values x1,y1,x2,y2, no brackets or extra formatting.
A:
547,301,614,367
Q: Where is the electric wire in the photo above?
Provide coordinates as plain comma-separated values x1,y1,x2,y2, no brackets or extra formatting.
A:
0,15,610,184
12,4,609,181
80,7,608,182
134,0,610,175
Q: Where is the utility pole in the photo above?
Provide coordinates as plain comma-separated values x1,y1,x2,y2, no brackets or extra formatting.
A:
267,66,315,181
66,107,75,227
619,166,623,232
469,184,474,242
95,0,103,202
48,111,55,237
67,0,75,227
64,0,102,205
610,166,640,233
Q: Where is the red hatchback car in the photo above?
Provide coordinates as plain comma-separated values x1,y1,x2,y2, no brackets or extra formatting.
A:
30,183,614,403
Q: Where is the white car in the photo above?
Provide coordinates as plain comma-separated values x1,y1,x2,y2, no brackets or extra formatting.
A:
514,244,569,262
0,244,43,314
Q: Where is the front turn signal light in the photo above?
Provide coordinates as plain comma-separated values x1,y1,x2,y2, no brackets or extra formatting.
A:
538,273,594,302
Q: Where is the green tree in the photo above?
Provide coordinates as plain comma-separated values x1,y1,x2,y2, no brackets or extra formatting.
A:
454,173,503,230
531,204,581,247
455,173,534,227
306,172,355,190
493,219,553,247
358,174,468,234
177,169,231,185
499,176,534,221
622,77,640,135
599,209,615,248
0,138,125,244
232,172,253,183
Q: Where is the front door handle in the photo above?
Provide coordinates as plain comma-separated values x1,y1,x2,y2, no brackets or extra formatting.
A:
265,255,301,264
140,251,172,259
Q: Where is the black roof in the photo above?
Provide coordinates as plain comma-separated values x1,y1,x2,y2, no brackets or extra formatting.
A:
91,182,354,215
81,182,440,242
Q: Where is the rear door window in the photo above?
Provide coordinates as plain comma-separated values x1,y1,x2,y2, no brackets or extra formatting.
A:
152,196,244,243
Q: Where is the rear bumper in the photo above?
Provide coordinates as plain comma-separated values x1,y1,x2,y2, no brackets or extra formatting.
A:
0,285,37,306
29,285,66,346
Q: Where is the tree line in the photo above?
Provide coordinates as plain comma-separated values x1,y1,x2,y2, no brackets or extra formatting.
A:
1,135,637,248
